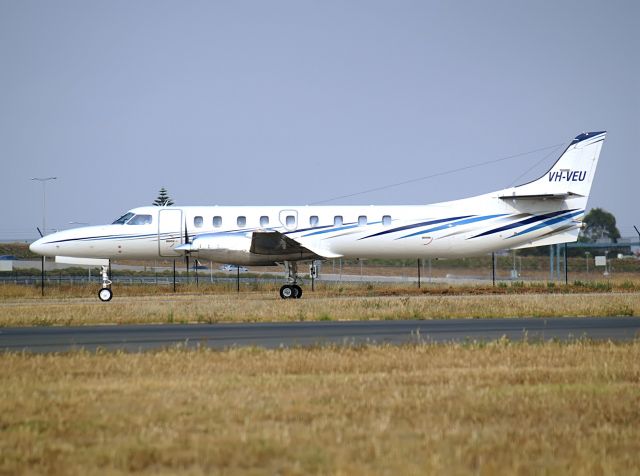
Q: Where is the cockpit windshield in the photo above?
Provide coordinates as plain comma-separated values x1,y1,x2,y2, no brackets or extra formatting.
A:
111,212,153,225
112,212,134,225
128,214,152,225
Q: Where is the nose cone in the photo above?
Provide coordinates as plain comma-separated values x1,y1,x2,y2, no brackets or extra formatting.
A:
30,236,55,257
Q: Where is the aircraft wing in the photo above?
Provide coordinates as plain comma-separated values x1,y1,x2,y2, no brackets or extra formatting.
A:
250,231,342,259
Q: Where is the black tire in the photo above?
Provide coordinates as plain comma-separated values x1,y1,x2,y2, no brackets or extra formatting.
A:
98,287,113,302
293,285,303,299
280,285,293,299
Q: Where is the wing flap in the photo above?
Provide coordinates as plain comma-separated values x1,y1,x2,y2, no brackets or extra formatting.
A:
250,231,342,259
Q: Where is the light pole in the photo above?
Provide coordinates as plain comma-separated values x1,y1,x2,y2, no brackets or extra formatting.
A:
31,177,57,235
585,251,590,274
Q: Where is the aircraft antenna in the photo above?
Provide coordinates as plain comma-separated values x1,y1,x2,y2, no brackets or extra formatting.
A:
310,142,565,205
507,142,568,187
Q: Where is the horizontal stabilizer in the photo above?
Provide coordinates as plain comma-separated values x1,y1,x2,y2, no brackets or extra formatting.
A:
498,191,583,200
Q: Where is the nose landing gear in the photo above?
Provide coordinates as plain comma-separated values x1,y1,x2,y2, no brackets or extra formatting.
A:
98,264,113,302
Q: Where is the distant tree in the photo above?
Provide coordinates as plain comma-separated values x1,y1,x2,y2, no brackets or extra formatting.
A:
579,207,620,243
152,187,174,206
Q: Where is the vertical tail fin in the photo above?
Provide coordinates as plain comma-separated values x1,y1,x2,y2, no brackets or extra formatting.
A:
500,131,606,199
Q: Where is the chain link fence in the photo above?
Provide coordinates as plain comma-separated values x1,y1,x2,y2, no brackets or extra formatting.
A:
1,242,638,290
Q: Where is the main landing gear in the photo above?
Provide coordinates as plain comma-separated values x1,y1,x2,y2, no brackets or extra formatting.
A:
280,284,302,299
279,261,303,299
98,264,113,302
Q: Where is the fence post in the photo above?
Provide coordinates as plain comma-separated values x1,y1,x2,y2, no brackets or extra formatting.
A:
564,242,568,285
492,253,495,287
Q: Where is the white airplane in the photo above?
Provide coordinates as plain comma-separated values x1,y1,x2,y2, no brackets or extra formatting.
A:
30,131,606,301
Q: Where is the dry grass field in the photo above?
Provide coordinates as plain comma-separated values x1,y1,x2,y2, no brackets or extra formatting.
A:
1,341,639,474
0,281,638,327
2,278,639,474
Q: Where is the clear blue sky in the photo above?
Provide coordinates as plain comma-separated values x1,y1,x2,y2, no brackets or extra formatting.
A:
1,1,638,240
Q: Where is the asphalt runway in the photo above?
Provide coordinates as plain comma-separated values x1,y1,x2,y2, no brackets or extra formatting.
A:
1,317,639,353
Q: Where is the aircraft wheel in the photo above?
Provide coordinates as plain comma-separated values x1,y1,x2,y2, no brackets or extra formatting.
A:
293,285,303,299
280,285,293,299
98,287,113,302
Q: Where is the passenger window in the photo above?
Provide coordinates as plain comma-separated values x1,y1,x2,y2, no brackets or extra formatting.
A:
237,216,246,227
358,215,367,226
334,216,343,226
382,215,392,226
260,216,269,227
127,214,152,225
213,216,222,227
286,215,296,226
309,215,319,227
194,216,203,228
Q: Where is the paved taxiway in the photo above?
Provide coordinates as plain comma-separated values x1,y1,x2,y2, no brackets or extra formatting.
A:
1,317,639,353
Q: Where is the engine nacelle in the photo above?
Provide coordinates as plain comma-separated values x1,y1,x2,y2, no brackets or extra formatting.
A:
192,233,251,252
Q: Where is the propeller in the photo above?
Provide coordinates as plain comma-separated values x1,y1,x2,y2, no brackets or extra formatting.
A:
36,227,44,238
184,222,190,284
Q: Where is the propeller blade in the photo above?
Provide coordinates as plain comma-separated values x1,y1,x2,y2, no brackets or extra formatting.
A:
36,227,43,238
184,221,190,283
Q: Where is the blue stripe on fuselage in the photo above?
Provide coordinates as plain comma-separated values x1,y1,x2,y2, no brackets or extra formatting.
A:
47,232,161,244
359,216,472,240
469,209,576,239
397,214,507,239
508,210,584,238
301,223,358,237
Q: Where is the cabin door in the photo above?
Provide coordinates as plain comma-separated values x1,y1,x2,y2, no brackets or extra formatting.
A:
279,209,298,231
158,209,183,257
